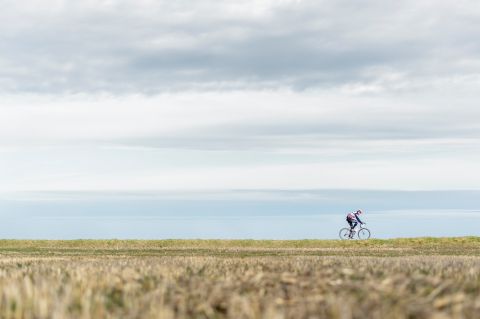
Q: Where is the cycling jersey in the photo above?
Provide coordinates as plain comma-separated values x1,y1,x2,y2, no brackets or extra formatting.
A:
346,212,363,224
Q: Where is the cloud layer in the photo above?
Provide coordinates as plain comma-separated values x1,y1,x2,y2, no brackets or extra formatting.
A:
1,91,479,192
1,1,480,193
1,0,480,93
1,90,479,148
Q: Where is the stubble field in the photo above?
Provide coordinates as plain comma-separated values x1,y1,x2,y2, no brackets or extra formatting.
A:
0,237,478,319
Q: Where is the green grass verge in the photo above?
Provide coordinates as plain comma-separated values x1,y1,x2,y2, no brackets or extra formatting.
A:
0,237,478,257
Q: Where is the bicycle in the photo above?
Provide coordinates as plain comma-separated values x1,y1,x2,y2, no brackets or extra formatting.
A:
339,224,371,240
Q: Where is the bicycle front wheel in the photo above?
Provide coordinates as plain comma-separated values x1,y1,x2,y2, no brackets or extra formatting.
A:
357,228,371,240
339,228,352,240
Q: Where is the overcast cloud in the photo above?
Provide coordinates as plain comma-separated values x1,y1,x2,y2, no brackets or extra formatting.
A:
1,0,480,195
1,0,480,93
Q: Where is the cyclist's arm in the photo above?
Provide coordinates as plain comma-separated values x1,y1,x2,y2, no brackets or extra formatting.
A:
355,215,364,224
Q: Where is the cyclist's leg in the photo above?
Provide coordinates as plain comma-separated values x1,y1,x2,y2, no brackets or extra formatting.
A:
345,218,353,238
347,218,353,229
346,219,355,238
350,222,358,238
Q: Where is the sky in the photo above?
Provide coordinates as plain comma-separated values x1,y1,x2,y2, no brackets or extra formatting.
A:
1,0,480,238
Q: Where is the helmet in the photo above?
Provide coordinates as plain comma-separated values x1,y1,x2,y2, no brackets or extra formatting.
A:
356,210,363,215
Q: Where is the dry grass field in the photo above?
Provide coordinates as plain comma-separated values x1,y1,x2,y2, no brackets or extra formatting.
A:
0,238,478,319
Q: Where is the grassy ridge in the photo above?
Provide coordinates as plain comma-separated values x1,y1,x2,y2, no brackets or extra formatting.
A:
0,236,479,248
0,237,478,257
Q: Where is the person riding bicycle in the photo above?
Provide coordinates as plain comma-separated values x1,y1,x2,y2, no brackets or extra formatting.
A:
346,210,365,233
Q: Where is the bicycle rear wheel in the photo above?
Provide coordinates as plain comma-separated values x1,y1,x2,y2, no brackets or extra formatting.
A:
357,228,371,239
339,228,352,240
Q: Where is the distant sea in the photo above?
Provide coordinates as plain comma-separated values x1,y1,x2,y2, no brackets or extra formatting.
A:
0,190,479,239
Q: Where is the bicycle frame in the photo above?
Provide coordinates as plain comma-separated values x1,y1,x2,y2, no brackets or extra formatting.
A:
348,223,368,238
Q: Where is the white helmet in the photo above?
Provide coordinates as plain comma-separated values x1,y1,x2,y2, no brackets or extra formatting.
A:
356,209,363,215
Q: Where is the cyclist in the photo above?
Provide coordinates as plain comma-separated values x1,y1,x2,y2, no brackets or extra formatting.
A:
346,210,365,237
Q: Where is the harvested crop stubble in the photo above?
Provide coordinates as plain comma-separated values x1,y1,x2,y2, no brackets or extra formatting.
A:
0,255,478,318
